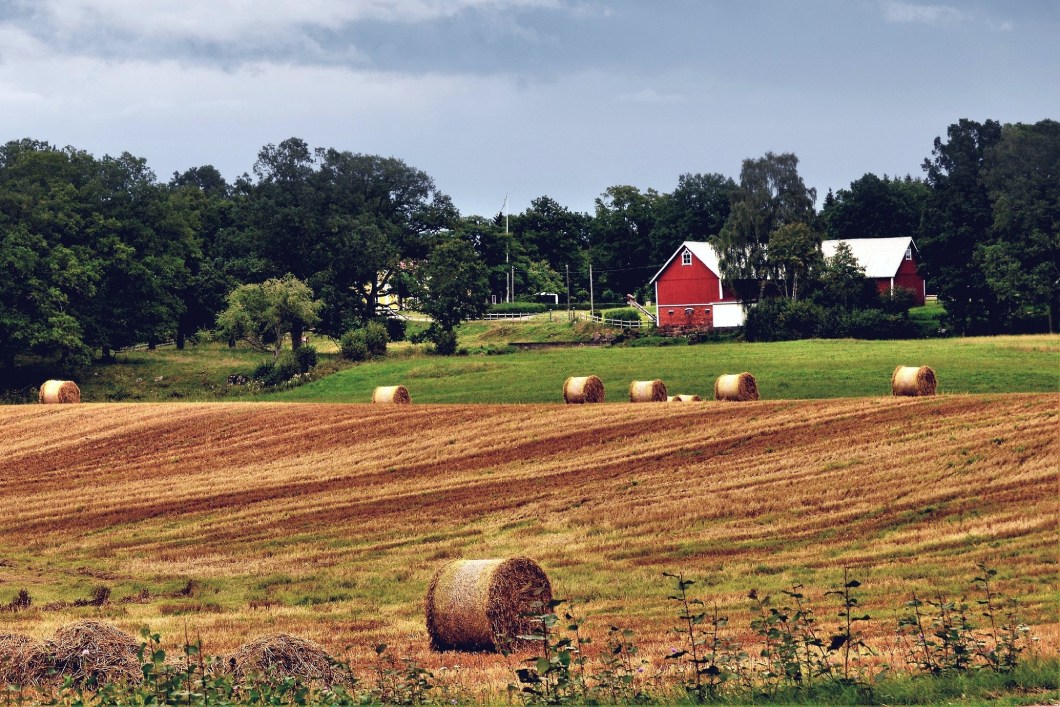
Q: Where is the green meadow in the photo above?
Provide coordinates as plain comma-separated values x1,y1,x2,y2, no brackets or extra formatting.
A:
271,333,1059,403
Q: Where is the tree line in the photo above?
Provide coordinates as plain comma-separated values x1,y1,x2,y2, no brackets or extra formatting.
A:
0,118,1056,371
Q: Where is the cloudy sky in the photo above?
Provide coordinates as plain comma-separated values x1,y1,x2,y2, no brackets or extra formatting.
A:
0,0,1055,217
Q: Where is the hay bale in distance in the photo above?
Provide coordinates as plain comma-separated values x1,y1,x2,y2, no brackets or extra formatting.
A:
669,394,702,402
231,633,348,687
563,376,605,404
891,366,937,397
714,373,759,402
425,557,552,652
0,633,55,687
51,621,140,686
629,379,667,402
372,385,411,404
38,380,80,404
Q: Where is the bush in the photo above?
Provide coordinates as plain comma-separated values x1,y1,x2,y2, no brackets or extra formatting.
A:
380,317,407,342
364,321,389,357
339,329,369,361
269,351,300,385
430,328,458,355
294,345,317,373
599,307,642,322
489,301,548,314
251,360,274,382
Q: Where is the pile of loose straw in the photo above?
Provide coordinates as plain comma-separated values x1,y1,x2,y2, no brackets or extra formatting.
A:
0,633,55,687
231,633,350,687
51,621,141,686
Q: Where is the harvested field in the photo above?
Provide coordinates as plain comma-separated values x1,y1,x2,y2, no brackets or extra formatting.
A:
0,396,1055,693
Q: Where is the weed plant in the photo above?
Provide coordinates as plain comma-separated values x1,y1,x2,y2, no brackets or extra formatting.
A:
0,566,1054,705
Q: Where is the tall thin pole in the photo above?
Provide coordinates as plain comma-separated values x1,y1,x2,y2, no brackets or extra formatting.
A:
502,194,509,303
589,261,594,316
565,264,570,313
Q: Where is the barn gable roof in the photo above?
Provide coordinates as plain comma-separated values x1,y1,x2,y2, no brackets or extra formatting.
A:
649,241,723,285
820,237,917,278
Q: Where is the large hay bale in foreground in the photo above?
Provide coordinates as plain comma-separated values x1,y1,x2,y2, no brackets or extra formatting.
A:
38,380,80,404
52,621,140,686
372,385,411,404
425,557,552,652
231,633,348,687
891,365,937,396
668,394,702,402
563,376,605,404
714,372,759,402
0,633,55,687
629,379,667,403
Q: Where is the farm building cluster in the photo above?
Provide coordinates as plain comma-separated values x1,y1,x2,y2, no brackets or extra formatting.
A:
649,236,925,331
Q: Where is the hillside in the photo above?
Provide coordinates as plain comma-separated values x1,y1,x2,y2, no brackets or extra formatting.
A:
0,395,1055,682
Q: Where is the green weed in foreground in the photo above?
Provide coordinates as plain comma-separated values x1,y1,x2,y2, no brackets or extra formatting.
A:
2,566,1056,704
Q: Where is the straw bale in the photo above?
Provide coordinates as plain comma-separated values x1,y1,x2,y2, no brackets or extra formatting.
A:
891,365,937,397
51,621,140,686
425,557,552,652
629,379,667,403
372,385,411,404
669,394,702,402
38,380,80,404
231,633,349,687
563,376,605,404
714,372,759,402
0,634,55,687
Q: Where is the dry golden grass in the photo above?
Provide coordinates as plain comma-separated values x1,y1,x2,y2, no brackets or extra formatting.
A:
0,395,1055,692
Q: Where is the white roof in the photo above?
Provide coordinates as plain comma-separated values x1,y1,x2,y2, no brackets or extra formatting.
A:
821,237,915,278
649,241,723,284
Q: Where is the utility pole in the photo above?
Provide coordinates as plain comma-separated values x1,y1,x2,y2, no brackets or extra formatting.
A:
588,261,594,316
565,264,570,314
502,194,509,303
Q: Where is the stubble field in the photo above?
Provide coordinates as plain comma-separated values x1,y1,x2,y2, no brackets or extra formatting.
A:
0,394,1056,695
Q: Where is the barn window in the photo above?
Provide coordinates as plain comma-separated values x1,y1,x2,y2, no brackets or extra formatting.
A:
667,309,674,316
682,250,692,266
685,307,694,315
905,247,912,260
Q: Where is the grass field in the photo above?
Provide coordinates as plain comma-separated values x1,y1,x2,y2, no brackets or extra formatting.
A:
271,334,1059,403
0,394,1055,698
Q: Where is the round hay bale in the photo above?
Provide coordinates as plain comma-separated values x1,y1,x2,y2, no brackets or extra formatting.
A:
669,394,702,402
425,557,552,652
563,375,604,404
51,621,140,686
38,380,80,404
714,372,759,402
0,633,55,687
372,385,411,404
231,633,348,687
629,379,667,403
891,365,937,396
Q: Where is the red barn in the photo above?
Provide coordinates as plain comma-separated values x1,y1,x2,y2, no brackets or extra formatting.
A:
821,237,926,305
649,241,744,331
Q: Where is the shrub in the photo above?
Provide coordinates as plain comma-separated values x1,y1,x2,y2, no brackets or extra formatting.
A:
430,328,458,356
269,351,300,385
380,317,407,342
599,307,642,322
252,360,274,382
489,301,548,314
339,329,369,361
364,321,389,357
294,344,317,373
